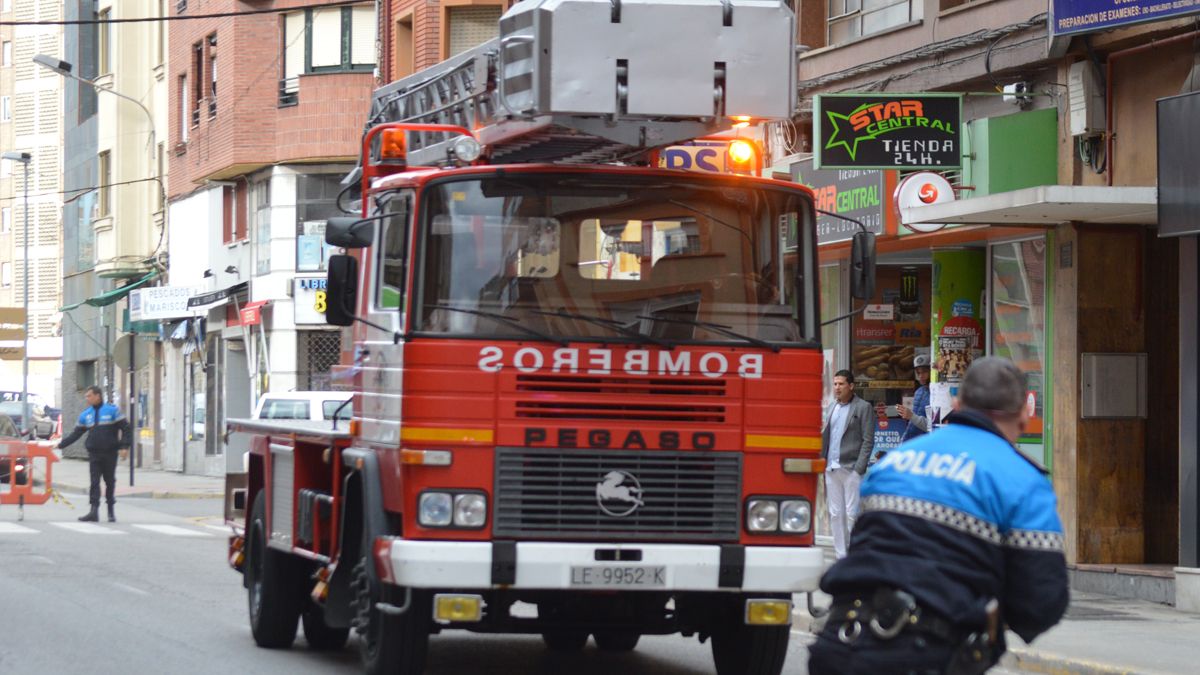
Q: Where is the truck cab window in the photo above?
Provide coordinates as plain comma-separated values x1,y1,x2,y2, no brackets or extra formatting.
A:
376,192,412,310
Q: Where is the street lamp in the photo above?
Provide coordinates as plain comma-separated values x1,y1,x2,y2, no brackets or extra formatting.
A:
33,55,158,172
2,151,31,437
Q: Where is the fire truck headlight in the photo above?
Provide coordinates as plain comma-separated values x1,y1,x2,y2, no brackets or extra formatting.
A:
418,492,453,527
779,499,812,534
453,493,487,528
451,136,483,163
746,499,779,533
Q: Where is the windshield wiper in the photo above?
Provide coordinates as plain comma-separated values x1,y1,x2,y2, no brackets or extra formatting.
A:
530,309,675,349
636,315,781,353
426,304,569,346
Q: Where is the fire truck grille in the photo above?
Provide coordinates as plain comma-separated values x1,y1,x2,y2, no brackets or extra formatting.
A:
493,448,742,541
514,374,727,423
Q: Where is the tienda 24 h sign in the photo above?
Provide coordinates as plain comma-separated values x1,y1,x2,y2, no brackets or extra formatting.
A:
814,93,962,170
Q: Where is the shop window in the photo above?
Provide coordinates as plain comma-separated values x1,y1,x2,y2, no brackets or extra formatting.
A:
828,0,913,46
296,174,344,272
990,239,1047,459
850,263,932,403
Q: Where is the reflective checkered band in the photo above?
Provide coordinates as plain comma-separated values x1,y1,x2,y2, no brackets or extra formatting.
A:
1004,528,1065,552
861,494,1003,544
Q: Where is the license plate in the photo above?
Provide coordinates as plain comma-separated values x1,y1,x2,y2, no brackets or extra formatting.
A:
569,565,666,588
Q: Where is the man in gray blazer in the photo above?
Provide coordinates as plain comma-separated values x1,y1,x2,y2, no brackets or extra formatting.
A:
821,369,876,559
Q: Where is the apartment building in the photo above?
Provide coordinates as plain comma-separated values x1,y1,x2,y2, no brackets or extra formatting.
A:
164,0,377,474
0,0,63,418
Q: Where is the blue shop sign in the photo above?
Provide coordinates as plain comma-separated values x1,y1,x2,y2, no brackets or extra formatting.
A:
1053,0,1200,37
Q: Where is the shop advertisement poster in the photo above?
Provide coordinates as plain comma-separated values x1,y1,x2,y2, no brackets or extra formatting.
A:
929,382,954,428
790,159,892,244
813,93,962,170
851,266,931,388
931,250,985,384
874,417,909,454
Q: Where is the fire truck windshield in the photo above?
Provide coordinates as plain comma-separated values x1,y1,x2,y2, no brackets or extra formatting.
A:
411,173,818,347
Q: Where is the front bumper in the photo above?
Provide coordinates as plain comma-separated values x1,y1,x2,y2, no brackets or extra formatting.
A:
379,539,824,592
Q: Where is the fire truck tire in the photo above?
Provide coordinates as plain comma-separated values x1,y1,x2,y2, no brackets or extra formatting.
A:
247,492,303,649
541,631,589,652
593,630,640,652
711,624,789,675
302,604,350,651
352,558,430,675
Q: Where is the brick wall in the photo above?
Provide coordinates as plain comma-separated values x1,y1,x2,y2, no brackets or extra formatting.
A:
168,0,375,198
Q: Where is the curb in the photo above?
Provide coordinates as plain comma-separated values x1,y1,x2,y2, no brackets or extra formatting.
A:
40,480,222,500
1005,648,1163,675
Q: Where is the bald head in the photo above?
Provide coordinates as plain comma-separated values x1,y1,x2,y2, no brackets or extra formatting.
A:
959,357,1027,415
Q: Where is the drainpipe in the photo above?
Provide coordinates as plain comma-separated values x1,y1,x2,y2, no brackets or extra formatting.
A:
1105,30,1200,186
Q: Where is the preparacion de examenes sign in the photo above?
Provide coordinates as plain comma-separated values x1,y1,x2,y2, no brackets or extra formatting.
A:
814,93,962,170
1052,0,1200,37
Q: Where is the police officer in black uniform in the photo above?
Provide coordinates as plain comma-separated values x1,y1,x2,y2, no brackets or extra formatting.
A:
809,357,1068,675
58,386,131,522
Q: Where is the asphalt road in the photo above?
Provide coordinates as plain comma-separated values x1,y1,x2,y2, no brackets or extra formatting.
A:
0,493,816,675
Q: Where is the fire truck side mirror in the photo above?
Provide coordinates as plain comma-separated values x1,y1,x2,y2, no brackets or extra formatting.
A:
326,217,375,249
325,254,359,327
850,231,877,300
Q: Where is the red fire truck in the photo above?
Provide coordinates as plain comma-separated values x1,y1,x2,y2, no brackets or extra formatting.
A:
224,2,875,674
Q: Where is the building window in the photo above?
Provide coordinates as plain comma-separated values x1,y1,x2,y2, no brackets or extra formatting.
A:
222,185,247,243
394,14,414,78
177,74,189,142
828,0,912,45
207,33,218,117
283,5,376,84
98,8,112,74
296,174,343,272
1,262,10,287
191,42,202,126
98,151,112,216
2,41,10,67
444,5,502,59
252,179,271,275
0,96,9,122
1,0,10,14
1,207,10,233
298,331,342,391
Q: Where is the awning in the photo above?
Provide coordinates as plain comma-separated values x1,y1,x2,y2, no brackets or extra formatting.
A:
59,271,159,312
901,185,1158,228
238,300,270,326
186,281,249,309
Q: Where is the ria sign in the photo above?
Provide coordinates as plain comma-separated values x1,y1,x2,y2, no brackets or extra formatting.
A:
894,172,956,233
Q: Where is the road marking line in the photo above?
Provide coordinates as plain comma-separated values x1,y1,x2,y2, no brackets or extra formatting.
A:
50,522,127,535
132,524,213,538
0,522,39,534
110,581,150,596
201,523,232,534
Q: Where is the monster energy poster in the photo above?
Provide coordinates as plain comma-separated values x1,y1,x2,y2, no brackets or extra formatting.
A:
814,93,962,170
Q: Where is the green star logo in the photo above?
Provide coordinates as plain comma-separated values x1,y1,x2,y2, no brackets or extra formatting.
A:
824,108,873,161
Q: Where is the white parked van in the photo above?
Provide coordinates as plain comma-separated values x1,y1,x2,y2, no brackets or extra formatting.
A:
252,391,353,424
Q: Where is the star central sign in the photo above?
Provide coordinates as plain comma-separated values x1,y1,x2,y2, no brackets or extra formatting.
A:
814,93,962,170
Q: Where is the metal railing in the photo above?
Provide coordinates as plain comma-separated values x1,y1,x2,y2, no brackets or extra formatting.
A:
279,77,299,107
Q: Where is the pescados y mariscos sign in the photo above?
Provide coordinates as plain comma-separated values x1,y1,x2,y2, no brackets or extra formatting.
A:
1052,0,1200,37
814,93,962,170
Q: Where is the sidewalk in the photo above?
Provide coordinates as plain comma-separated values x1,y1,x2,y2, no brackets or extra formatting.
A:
38,454,224,499
794,549,1200,674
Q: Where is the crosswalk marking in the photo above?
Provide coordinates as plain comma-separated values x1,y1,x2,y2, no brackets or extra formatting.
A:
0,522,39,534
50,522,127,535
132,524,213,538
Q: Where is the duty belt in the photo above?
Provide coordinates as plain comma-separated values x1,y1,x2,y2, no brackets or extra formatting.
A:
829,588,961,644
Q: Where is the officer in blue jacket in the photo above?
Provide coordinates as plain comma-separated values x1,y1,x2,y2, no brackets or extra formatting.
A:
809,357,1068,675
58,386,131,522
